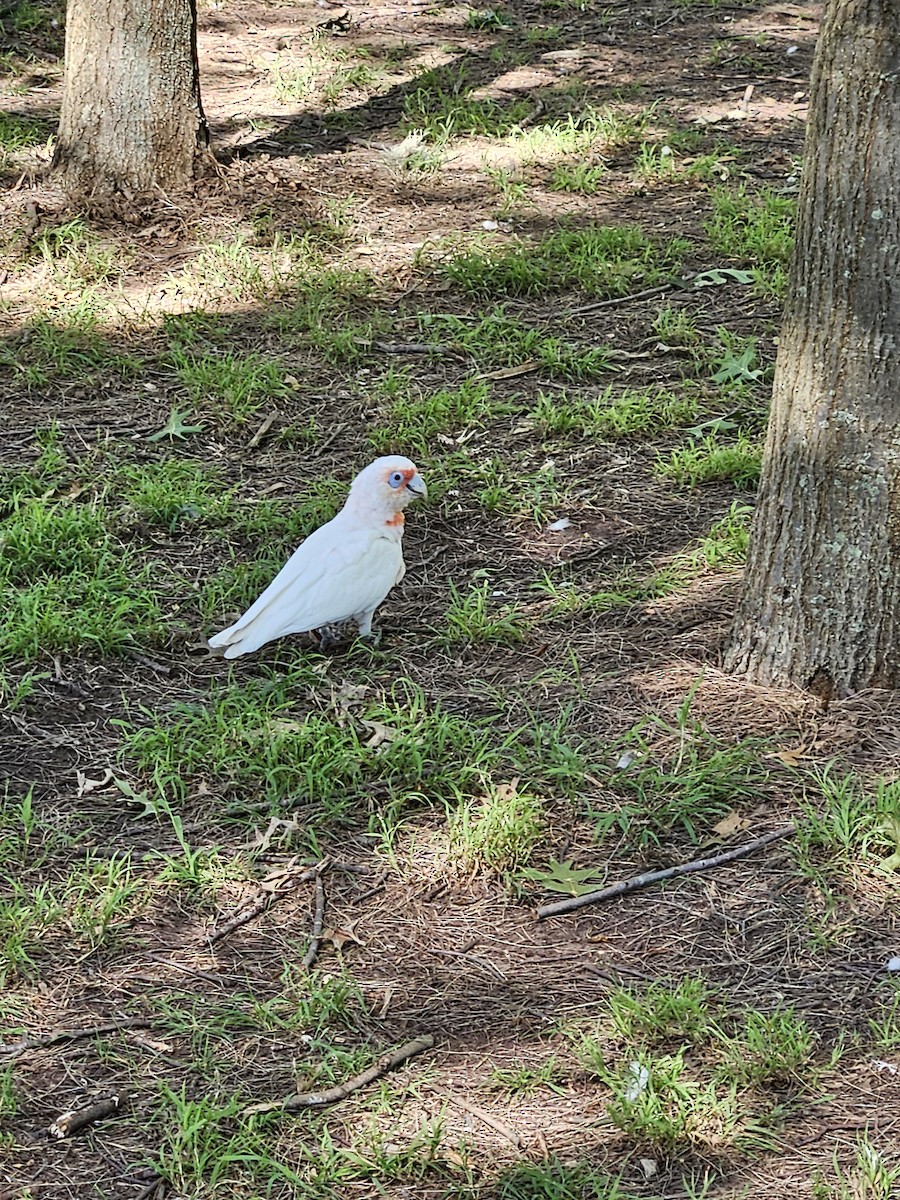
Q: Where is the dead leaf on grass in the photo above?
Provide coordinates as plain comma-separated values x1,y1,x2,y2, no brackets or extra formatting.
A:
711,811,751,838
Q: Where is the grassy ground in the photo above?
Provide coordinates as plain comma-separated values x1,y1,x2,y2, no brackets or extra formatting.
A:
2,0,900,1197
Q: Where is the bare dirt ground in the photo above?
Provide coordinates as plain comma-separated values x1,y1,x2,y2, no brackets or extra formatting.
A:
3,1,900,1198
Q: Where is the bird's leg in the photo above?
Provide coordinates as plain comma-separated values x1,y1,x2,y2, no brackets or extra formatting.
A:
356,611,381,647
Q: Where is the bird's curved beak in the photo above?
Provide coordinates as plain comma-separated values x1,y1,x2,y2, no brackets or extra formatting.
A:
406,472,427,499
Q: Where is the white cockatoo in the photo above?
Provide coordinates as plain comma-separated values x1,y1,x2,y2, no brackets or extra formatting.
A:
208,456,426,659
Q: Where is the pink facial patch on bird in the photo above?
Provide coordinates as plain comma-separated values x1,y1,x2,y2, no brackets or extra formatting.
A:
385,512,405,527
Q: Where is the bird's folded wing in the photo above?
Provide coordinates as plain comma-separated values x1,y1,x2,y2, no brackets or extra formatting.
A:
209,522,400,649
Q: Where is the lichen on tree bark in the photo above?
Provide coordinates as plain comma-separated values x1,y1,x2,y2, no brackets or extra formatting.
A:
725,0,900,699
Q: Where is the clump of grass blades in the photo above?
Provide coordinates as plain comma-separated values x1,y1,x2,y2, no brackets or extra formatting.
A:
121,676,588,823
442,226,689,300
420,309,611,381
0,484,166,661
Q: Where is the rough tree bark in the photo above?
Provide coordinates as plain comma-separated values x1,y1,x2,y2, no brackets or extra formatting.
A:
725,0,900,699
53,0,209,197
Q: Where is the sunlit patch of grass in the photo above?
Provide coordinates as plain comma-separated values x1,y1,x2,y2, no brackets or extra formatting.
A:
420,309,612,381
450,779,545,874
608,979,715,1047
0,110,50,151
716,1008,817,1085
510,103,653,163
402,66,533,141
655,432,762,488
550,161,606,194
0,307,142,388
31,218,130,286
441,225,689,300
604,1049,742,1154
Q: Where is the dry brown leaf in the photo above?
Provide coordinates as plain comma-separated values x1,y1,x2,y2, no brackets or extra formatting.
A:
480,360,541,380
711,811,751,838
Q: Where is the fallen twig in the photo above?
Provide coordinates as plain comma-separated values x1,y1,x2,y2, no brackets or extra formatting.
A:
440,1091,523,1147
208,862,323,944
301,871,327,969
0,1018,154,1060
536,825,796,919
563,282,675,318
49,1092,130,1139
247,408,280,449
242,1034,434,1116
372,340,450,355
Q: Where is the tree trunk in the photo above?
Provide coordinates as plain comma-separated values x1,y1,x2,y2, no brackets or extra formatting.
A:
724,0,900,700
53,0,209,197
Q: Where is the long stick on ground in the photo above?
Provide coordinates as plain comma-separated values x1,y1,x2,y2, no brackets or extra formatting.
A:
301,870,327,969
242,1034,434,1117
0,1019,155,1060
536,825,796,920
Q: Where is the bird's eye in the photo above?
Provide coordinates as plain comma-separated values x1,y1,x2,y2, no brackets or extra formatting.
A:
388,471,405,488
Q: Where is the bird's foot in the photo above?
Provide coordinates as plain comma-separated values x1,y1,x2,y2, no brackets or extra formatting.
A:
357,630,382,650
316,624,343,653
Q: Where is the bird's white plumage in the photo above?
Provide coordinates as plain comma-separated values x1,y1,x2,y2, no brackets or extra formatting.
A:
208,455,425,659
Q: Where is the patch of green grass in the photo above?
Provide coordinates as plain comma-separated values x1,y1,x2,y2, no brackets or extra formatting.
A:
403,66,533,140
688,502,753,570
444,580,528,646
64,853,139,949
655,432,763,488
441,225,689,300
171,347,289,425
534,566,681,620
716,1008,816,1085
812,1136,900,1200
511,104,652,163
793,771,900,885
609,979,714,1047
0,309,143,388
652,303,701,347
486,1058,565,1096
435,452,570,525
0,483,166,661
596,692,767,847
486,1159,640,1199
465,7,511,29
530,385,699,439
868,987,900,1051
0,111,49,150
450,779,545,874
119,459,233,530
421,309,611,381
368,378,498,457
485,164,528,215
0,881,61,983
550,161,606,195
121,674,588,824
603,1050,742,1153
705,184,795,295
